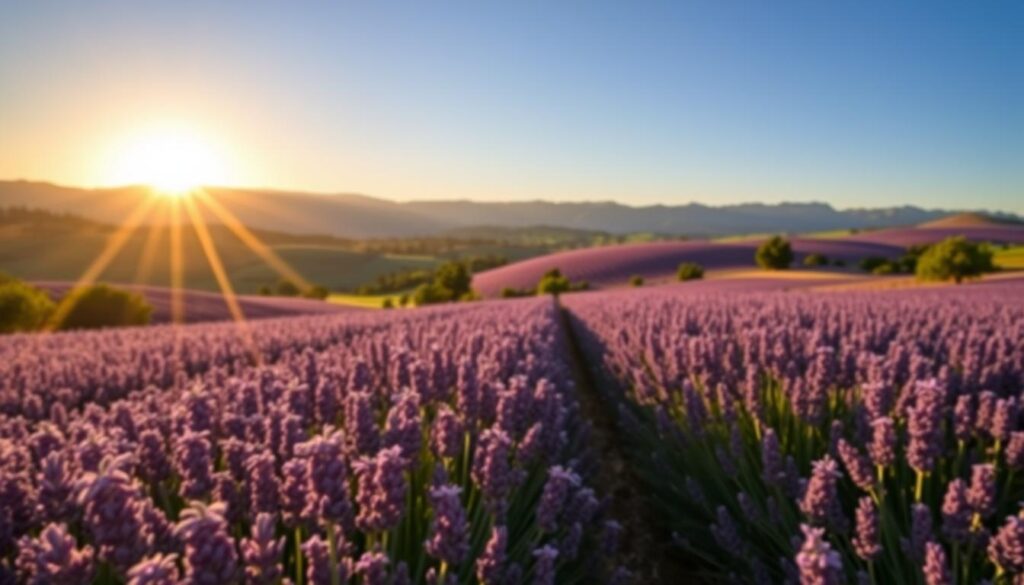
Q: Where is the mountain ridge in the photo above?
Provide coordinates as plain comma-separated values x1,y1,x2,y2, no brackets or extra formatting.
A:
2,179,1019,239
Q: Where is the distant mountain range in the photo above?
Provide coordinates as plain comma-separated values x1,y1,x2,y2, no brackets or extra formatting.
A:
2,180,1019,239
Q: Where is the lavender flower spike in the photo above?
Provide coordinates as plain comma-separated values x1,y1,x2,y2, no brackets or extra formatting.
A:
127,554,181,585
425,484,470,565
15,523,95,585
174,501,240,585
476,525,508,585
923,542,951,585
795,524,842,585
242,513,285,585
801,456,841,527
852,497,881,562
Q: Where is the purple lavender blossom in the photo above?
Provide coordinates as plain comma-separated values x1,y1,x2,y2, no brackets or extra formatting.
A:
852,497,881,562
173,502,240,585
425,484,470,565
431,405,464,460
245,450,281,519
989,514,1024,573
295,429,352,526
354,445,407,533
302,535,332,585
991,397,1017,443
952,394,975,442
355,550,389,585
75,456,152,571
126,553,181,585
174,430,214,499
906,381,945,473
280,458,310,528
923,542,950,585
537,465,581,533
37,451,75,522
869,416,896,468
242,513,285,585
344,391,380,457
967,464,996,519
902,504,933,561
837,439,874,492
476,525,508,585
710,506,745,557
761,428,785,487
472,426,516,516
795,525,842,585
15,523,95,585
941,479,971,544
1009,432,1024,471
801,456,841,527
383,388,423,466
532,545,559,585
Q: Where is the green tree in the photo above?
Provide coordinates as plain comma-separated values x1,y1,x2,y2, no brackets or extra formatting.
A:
301,285,330,300
629,275,644,287
56,284,152,330
276,279,301,297
803,253,828,267
916,236,994,284
0,280,55,334
755,236,794,270
677,262,704,281
411,283,451,306
433,261,472,299
536,268,572,296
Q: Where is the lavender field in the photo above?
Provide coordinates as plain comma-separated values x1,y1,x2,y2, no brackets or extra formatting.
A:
564,282,1024,584
1,277,1023,584
0,299,621,584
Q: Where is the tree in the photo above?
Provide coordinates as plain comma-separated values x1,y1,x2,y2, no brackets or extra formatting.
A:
858,257,889,273
803,253,828,267
916,236,994,284
381,298,394,309
0,280,55,334
276,279,301,297
301,285,330,300
55,284,152,330
755,236,793,270
677,262,704,281
629,275,644,287
536,269,572,296
433,262,472,300
411,283,451,306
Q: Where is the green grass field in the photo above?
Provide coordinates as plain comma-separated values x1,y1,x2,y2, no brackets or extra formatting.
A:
327,292,409,309
0,222,442,294
994,246,1024,270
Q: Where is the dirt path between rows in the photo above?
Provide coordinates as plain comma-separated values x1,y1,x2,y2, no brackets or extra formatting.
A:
556,307,683,584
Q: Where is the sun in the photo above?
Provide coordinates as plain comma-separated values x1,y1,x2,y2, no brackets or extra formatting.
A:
105,124,231,195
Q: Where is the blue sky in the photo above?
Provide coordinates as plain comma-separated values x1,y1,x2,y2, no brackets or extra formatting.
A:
1,1,1021,212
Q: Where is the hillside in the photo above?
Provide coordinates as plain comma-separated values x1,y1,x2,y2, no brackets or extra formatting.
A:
4,180,1018,239
472,237,903,296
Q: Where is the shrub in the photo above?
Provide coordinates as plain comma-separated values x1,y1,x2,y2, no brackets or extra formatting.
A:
411,283,451,306
537,269,572,296
916,236,994,284
301,285,330,300
677,262,704,281
501,287,532,299
0,280,55,334
55,284,152,330
629,275,644,287
433,261,472,300
802,253,828,267
381,298,394,309
858,256,889,272
755,236,793,270
872,262,897,275
275,279,301,297
257,285,272,296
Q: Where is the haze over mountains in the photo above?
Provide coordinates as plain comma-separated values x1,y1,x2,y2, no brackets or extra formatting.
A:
2,180,1020,239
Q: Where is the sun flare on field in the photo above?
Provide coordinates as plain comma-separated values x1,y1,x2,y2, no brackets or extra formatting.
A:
104,123,232,195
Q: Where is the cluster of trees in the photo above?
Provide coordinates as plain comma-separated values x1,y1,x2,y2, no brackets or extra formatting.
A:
0,274,152,334
409,261,481,306
356,255,507,295
257,279,330,300
754,235,996,284
500,268,590,299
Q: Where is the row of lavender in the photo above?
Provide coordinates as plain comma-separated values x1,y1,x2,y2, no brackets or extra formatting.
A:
563,283,1024,584
0,298,624,584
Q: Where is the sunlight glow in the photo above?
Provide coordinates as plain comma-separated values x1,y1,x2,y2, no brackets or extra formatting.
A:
104,123,232,194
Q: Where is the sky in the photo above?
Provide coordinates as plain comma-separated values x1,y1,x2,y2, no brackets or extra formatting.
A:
1,1,1022,212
